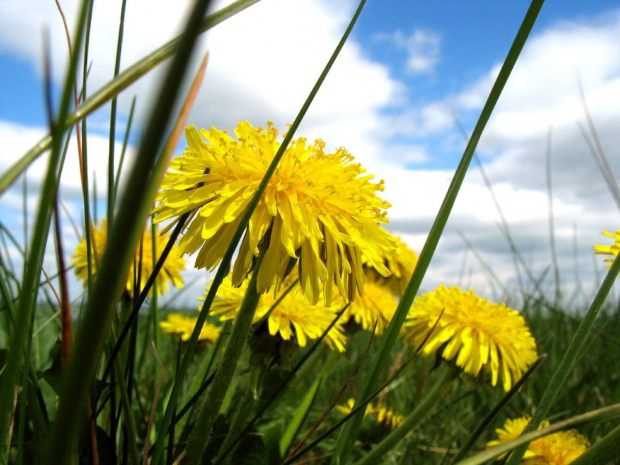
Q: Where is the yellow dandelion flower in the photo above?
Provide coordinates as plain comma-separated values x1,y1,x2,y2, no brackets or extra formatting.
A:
204,274,347,352
401,285,537,391
343,276,399,336
594,230,620,268
337,398,404,430
153,122,397,305
159,313,220,346
365,234,418,297
71,219,185,298
486,416,589,464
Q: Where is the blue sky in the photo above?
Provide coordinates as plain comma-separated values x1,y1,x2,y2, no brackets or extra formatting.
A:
1,0,620,307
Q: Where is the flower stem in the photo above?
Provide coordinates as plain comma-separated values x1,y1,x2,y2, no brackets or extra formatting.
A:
184,249,265,462
355,365,457,465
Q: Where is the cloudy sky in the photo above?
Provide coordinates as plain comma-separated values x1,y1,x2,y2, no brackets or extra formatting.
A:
1,0,620,309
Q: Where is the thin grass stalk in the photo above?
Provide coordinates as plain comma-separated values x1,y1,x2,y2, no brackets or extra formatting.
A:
108,0,128,224
42,0,213,462
0,0,90,458
114,96,136,199
330,2,546,463
545,126,561,303
0,0,260,195
356,365,457,465
506,255,620,464
456,403,620,465
151,2,367,460
449,355,547,464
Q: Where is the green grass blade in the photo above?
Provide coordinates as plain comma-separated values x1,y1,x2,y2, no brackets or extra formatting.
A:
571,423,620,465
0,0,260,195
0,0,91,458
330,1,546,463
455,404,620,465
506,255,620,465
41,0,214,462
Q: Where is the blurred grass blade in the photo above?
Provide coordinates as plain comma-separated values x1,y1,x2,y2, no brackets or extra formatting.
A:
571,423,620,465
449,355,547,464
456,403,620,465
0,0,91,458
506,254,620,465
42,0,213,462
330,1,546,463
0,0,259,195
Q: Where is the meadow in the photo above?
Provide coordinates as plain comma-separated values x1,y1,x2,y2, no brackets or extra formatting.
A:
1,0,620,464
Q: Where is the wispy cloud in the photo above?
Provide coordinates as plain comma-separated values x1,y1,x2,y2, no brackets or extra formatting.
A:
375,28,442,75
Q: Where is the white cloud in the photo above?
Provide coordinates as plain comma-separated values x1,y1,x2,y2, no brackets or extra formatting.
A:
375,28,442,75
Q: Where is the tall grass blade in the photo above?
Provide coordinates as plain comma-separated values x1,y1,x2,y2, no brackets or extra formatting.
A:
330,2,546,463
506,255,620,465
42,0,213,462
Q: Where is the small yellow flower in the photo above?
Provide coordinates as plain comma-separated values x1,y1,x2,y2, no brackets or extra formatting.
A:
337,398,404,430
486,416,589,464
204,274,347,352
159,313,220,346
71,219,185,298
342,276,399,336
594,230,620,268
401,285,537,391
153,122,397,305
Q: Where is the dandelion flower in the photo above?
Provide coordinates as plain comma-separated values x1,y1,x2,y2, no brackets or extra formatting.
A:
337,398,404,430
205,274,347,352
486,416,589,464
71,219,185,298
401,285,537,391
343,276,399,336
153,122,396,305
594,230,620,268
365,234,418,297
159,313,220,346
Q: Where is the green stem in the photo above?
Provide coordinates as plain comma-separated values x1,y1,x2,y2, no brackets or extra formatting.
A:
356,366,457,465
184,251,265,462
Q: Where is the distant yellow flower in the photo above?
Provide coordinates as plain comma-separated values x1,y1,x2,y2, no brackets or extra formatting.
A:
401,285,537,391
343,276,398,336
153,122,396,305
337,398,404,430
159,313,220,346
205,275,347,352
71,219,185,298
365,234,418,297
594,230,620,268
486,416,589,464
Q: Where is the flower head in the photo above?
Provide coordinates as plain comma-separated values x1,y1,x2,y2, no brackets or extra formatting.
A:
365,234,418,297
342,276,399,336
486,416,589,464
594,230,620,268
154,122,396,305
401,285,537,391
159,313,220,346
205,274,347,352
337,398,404,430
71,219,185,298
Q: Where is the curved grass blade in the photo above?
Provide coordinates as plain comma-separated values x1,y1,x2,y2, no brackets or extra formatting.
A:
506,255,620,464
41,0,214,462
0,0,260,195
571,423,620,465
455,404,620,465
330,1,546,463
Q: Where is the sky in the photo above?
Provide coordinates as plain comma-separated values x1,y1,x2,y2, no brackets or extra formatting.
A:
1,0,620,309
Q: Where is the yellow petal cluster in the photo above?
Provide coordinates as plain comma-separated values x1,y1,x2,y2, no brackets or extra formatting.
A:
342,276,399,336
365,234,418,297
401,285,537,391
336,398,404,430
71,219,185,298
204,274,347,352
486,416,589,464
154,122,396,305
159,313,220,346
593,230,620,268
